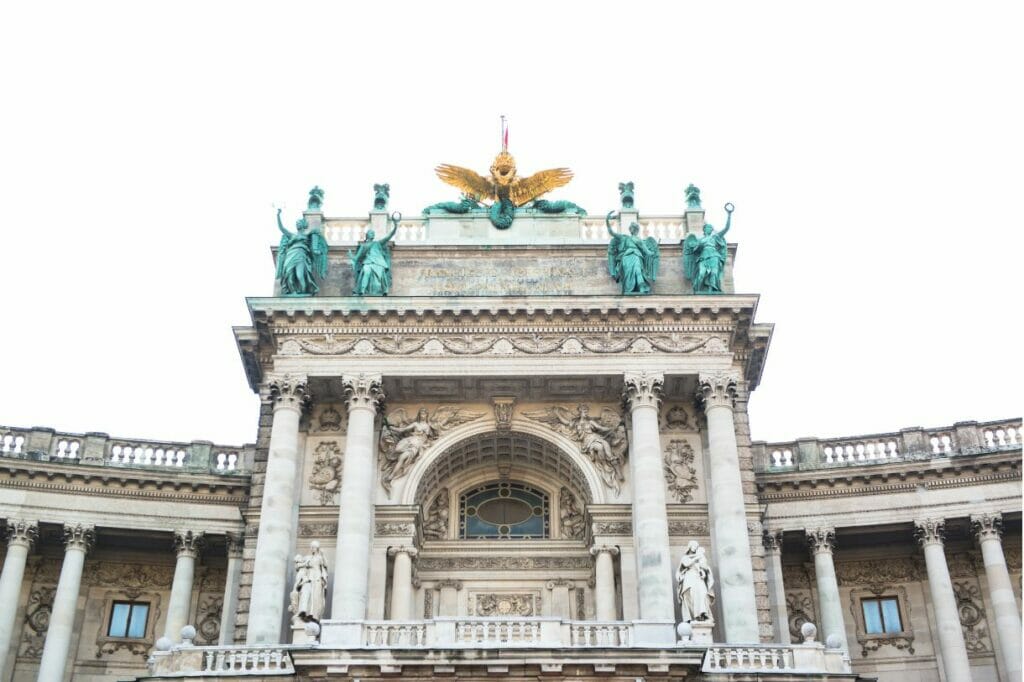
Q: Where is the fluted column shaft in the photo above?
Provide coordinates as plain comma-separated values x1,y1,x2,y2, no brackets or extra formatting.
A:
763,531,790,644
248,375,309,644
623,372,674,623
698,372,759,642
388,547,417,621
806,528,847,653
0,520,37,675
916,519,973,682
591,545,619,620
332,374,384,620
164,530,204,642
219,533,245,645
973,514,1021,682
37,523,94,682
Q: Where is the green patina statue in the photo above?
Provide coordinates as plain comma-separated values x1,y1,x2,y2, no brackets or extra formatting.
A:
349,212,400,296
685,184,702,209
530,199,586,215
683,203,734,294
373,184,390,211
276,209,328,296
307,186,324,211
619,181,635,209
605,211,660,295
423,193,484,215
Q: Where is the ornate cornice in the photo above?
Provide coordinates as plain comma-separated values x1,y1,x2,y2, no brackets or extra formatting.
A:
173,530,206,558
226,531,245,558
342,374,384,412
971,513,1003,543
806,527,835,555
63,523,95,552
914,518,945,547
263,373,311,413
622,372,664,411
697,371,740,411
762,529,783,553
4,519,38,550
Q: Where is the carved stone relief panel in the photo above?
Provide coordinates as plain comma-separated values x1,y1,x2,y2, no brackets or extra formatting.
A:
194,594,223,645
470,592,540,617
662,403,699,432
522,404,627,494
953,580,992,655
786,591,816,643
663,439,699,503
19,586,55,659
422,488,450,540
305,440,344,506
311,403,345,433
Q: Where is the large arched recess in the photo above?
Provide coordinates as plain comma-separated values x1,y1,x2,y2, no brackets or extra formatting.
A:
399,420,607,506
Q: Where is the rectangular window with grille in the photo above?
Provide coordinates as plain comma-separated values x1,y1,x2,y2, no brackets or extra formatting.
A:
861,596,902,634
108,601,149,638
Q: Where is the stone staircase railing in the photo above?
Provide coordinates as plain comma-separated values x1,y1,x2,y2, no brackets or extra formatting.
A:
0,425,253,475
753,418,1021,473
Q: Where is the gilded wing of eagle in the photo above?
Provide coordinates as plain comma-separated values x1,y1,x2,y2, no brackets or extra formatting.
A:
435,154,573,207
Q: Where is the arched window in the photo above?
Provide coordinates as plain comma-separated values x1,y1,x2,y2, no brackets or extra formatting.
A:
459,482,549,539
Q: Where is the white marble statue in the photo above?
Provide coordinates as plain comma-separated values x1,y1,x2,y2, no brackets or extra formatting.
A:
676,540,715,623
290,541,329,624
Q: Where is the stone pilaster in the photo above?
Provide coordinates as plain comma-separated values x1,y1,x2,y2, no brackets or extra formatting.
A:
332,374,385,622
806,528,847,653
37,523,94,682
622,372,675,631
388,546,418,621
437,579,463,617
590,545,619,621
164,530,205,642
0,520,38,675
698,370,759,643
915,519,973,682
972,513,1021,682
248,373,309,644
219,532,245,645
762,530,790,644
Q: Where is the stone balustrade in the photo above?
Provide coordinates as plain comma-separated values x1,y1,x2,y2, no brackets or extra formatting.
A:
0,425,253,475
148,646,295,677
579,216,691,242
702,643,850,674
752,418,1021,472
323,218,428,245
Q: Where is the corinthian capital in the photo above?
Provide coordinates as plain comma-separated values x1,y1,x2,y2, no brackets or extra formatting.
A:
263,373,311,413
763,529,784,553
914,518,945,547
342,373,385,412
623,372,664,411
173,530,206,558
697,371,741,411
63,523,95,553
971,513,1003,542
226,531,245,558
4,519,39,549
806,527,835,555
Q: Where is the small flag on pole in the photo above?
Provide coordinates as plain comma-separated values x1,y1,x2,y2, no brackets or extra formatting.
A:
501,115,508,151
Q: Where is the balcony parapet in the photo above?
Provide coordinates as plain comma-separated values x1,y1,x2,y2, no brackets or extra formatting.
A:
0,425,253,476
752,418,1020,473
702,643,850,674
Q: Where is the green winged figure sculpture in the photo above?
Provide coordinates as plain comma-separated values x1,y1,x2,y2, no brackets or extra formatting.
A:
348,212,400,296
276,209,328,296
605,211,660,295
683,203,733,294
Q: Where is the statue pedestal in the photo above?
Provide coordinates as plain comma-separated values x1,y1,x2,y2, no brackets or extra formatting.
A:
291,623,317,646
677,621,714,645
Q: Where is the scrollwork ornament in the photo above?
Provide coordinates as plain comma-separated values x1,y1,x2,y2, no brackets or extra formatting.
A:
4,519,38,549
697,371,740,411
806,527,835,555
623,371,664,410
914,518,945,547
63,523,95,552
173,530,205,558
342,373,384,412
263,373,311,413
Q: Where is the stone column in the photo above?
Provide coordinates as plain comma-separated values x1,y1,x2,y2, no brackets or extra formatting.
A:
591,545,619,620
37,523,94,682
218,532,245,645
332,373,384,620
0,520,37,675
763,530,790,644
915,519,973,682
973,514,1021,682
388,546,417,621
248,374,309,645
697,371,759,643
164,530,205,642
806,528,847,653
622,372,674,624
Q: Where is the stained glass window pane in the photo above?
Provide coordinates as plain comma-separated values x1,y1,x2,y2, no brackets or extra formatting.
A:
461,482,548,539
128,604,149,638
881,598,902,633
108,602,130,637
862,599,883,634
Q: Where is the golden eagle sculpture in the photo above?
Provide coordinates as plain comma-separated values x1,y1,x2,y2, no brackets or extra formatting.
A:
431,121,583,229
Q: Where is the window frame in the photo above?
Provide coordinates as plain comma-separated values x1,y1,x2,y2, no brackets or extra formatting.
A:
860,596,902,635
106,600,151,639
847,586,916,657
458,481,550,540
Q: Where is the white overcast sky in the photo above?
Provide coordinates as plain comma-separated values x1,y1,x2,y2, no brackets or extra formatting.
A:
1,2,1020,446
